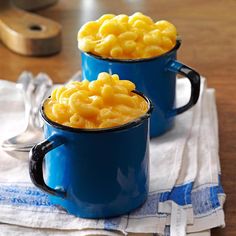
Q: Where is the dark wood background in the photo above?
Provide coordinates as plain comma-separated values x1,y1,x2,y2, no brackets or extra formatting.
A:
0,0,235,235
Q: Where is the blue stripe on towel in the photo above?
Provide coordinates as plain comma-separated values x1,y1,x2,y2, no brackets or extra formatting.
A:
192,176,224,216
0,185,54,208
129,192,161,216
0,176,224,220
104,217,122,230
192,186,217,215
160,182,193,206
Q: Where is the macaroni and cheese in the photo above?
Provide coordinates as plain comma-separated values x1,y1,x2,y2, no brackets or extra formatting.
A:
78,12,177,59
44,73,148,129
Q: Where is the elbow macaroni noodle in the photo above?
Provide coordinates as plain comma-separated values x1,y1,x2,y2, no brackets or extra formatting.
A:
78,12,177,59
44,73,149,129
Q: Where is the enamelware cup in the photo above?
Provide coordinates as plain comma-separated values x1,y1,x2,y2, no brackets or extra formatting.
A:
80,39,201,137
29,91,153,219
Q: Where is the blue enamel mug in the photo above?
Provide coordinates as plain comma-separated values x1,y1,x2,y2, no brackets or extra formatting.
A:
29,91,153,219
81,39,201,137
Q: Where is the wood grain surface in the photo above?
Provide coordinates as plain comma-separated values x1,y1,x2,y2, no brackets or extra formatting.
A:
0,0,61,56
12,0,58,11
0,0,235,235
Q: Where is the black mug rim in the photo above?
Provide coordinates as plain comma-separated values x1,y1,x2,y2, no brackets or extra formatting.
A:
41,90,153,134
80,37,181,63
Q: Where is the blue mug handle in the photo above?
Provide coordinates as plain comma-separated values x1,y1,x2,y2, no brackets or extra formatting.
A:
167,60,201,116
29,134,66,198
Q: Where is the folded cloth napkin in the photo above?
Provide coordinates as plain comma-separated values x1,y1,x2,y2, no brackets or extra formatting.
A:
0,76,225,236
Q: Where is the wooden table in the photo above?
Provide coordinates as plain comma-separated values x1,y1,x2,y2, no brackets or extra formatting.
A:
0,0,235,235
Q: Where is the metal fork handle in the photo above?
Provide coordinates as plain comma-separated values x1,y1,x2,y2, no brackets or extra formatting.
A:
32,73,53,128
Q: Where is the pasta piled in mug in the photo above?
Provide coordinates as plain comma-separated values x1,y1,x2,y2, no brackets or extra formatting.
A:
44,73,149,129
78,12,177,59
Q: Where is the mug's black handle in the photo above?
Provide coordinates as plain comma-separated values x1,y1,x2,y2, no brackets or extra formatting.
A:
167,60,201,116
29,134,66,198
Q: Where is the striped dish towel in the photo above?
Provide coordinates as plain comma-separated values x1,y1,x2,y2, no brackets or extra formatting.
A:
0,75,225,236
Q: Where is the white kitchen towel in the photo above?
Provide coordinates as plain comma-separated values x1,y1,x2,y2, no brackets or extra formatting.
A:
155,79,206,225
0,223,210,236
187,89,225,233
125,79,225,235
0,223,211,236
158,87,225,235
0,77,225,236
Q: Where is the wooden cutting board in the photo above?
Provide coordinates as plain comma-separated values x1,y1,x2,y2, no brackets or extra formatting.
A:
0,0,61,56
12,0,58,11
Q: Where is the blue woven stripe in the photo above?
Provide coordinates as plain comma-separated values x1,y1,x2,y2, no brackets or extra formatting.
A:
0,175,224,219
160,182,193,206
104,217,122,230
0,185,54,208
130,192,160,216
